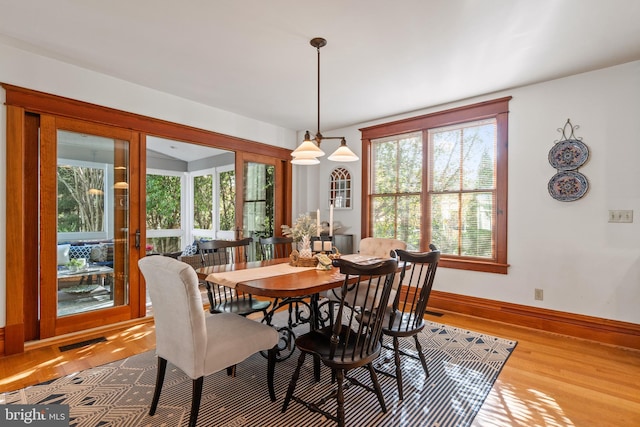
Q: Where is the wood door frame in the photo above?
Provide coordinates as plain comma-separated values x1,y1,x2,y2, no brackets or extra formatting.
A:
2,84,292,354
4,105,29,354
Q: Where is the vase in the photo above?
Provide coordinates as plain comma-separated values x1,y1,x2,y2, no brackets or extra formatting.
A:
298,235,313,258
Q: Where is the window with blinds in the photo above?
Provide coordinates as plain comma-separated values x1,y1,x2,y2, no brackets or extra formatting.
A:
428,119,496,258
370,132,422,250
362,97,510,274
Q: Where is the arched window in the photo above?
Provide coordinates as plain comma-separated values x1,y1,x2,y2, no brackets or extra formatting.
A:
329,167,352,209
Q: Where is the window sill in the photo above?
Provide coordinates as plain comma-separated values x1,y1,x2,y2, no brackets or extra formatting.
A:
439,257,509,274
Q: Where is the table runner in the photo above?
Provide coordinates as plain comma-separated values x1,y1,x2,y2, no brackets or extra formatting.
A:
204,263,316,288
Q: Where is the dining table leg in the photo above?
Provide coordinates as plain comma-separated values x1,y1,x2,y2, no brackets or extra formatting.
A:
260,294,322,362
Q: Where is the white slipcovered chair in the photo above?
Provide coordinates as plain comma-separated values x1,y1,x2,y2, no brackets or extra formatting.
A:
139,256,279,427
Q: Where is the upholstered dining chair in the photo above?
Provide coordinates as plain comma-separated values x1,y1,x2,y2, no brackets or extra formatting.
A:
138,255,278,427
359,237,407,259
378,245,440,400
282,257,398,427
258,236,294,260
198,238,271,317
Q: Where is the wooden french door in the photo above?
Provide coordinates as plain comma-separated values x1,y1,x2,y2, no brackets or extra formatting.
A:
39,116,143,338
236,153,290,249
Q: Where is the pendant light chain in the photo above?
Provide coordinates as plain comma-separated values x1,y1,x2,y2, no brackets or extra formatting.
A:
316,42,321,142
290,37,359,164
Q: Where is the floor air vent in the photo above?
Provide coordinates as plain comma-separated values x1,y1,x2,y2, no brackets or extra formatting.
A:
59,337,107,352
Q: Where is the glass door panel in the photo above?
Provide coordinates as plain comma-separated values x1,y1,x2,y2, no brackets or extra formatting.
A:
37,115,139,339
243,161,275,260
56,130,129,316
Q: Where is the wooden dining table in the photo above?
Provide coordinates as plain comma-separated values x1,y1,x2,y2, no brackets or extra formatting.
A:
196,258,346,298
196,258,346,360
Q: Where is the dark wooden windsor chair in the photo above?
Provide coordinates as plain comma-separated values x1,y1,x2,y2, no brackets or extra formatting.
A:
258,236,294,260
198,238,271,317
282,257,398,427
258,236,307,361
377,244,440,400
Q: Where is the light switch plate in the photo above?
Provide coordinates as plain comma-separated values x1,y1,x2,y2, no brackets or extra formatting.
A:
608,210,633,223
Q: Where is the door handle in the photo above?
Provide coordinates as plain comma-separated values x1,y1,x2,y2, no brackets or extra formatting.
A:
135,229,140,249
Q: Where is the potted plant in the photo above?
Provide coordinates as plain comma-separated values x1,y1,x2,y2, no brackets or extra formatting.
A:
67,258,86,272
282,214,317,259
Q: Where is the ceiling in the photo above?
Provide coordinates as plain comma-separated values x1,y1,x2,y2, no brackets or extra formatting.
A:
147,135,229,162
1,0,639,134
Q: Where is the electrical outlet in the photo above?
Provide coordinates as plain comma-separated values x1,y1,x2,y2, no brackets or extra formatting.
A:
608,210,633,223
534,288,543,301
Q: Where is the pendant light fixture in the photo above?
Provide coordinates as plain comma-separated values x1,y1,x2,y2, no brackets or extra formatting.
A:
291,37,359,165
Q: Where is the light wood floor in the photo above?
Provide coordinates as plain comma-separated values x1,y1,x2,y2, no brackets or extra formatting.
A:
1,310,638,426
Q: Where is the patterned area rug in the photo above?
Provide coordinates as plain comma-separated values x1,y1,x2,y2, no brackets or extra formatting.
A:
2,321,516,427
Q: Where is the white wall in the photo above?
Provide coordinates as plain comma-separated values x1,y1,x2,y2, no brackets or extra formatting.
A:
300,61,640,324
0,42,298,327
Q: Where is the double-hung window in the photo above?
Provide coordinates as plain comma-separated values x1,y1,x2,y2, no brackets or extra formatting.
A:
362,97,510,273
369,132,423,249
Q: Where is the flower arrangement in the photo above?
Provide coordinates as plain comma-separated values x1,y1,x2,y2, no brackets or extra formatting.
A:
281,213,317,243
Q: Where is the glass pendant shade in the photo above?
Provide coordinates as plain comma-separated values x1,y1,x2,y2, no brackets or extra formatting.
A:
327,140,359,162
291,146,322,165
291,132,325,158
291,156,320,165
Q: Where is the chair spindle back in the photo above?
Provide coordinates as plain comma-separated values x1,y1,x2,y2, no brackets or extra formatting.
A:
199,237,253,266
330,257,398,365
259,236,293,260
390,246,440,333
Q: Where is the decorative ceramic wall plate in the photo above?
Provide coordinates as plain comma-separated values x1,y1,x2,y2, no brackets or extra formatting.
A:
548,139,589,171
548,171,589,202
